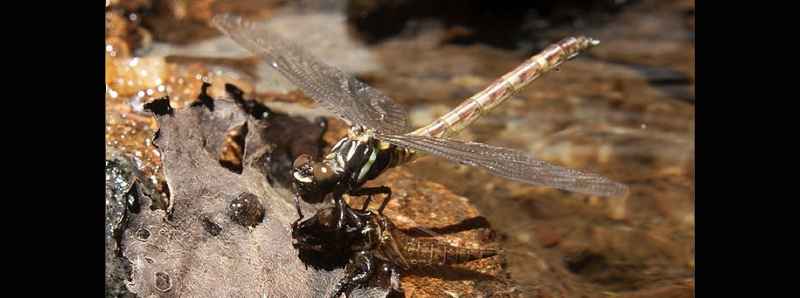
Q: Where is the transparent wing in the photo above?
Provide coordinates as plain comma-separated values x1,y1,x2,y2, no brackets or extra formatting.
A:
212,14,409,134
377,134,629,197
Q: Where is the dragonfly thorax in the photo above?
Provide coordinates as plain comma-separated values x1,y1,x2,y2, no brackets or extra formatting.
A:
292,134,388,204
291,204,380,254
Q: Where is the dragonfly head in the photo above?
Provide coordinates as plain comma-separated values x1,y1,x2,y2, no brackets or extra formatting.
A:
292,204,374,253
292,154,337,203
292,207,368,255
291,206,347,253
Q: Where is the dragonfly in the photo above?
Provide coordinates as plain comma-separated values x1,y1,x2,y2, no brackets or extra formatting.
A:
212,14,629,230
292,202,499,298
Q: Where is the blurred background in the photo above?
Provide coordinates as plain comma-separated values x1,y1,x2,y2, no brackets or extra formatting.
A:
106,0,694,297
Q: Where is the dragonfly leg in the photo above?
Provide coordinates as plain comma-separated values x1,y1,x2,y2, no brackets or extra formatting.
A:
377,188,392,215
333,193,368,232
291,193,304,228
349,186,392,214
379,261,402,293
335,193,346,230
360,195,373,211
330,251,376,298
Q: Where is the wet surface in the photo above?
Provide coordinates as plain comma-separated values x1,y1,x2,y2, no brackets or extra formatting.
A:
106,0,693,297
347,170,511,297
121,93,354,297
105,154,141,298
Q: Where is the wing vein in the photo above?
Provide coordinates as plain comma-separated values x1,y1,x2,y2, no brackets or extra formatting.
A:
377,134,628,197
212,14,409,134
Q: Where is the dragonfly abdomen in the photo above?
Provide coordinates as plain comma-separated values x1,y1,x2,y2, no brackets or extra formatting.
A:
412,36,599,138
371,213,498,269
397,236,498,267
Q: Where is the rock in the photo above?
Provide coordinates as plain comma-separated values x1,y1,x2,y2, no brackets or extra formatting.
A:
122,92,364,297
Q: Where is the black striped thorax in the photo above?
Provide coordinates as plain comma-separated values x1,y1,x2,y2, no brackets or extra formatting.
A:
323,135,384,186
321,127,414,189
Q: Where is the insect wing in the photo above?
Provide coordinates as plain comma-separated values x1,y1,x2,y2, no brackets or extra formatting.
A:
212,14,409,134
377,134,629,197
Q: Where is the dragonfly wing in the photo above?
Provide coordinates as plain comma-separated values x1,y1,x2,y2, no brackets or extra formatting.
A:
377,134,629,198
212,14,409,134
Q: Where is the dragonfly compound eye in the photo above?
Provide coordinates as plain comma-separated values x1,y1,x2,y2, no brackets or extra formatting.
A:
311,164,335,182
291,154,339,204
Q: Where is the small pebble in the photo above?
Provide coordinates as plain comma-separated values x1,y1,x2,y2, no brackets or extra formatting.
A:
229,192,265,227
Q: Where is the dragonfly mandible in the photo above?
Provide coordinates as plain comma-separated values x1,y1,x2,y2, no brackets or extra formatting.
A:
212,14,629,230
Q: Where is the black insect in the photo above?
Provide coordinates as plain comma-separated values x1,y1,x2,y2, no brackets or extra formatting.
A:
212,15,628,232
292,202,498,298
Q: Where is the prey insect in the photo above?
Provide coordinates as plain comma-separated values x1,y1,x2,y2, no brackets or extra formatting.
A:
212,14,629,231
292,202,498,298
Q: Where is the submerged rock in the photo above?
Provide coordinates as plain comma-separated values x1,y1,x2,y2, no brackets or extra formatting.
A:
105,154,142,298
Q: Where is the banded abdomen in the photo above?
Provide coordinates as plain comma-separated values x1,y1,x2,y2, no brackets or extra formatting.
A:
379,219,498,269
360,141,416,180
371,37,600,168
411,36,599,139
399,236,498,268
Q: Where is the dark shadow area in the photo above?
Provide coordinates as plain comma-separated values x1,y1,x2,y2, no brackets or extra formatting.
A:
400,216,492,237
143,96,174,116
201,215,223,236
607,60,695,103
563,250,652,290
346,0,636,49
565,251,609,275
297,248,351,271
226,83,271,120
190,82,215,111
263,115,328,187
220,83,328,188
